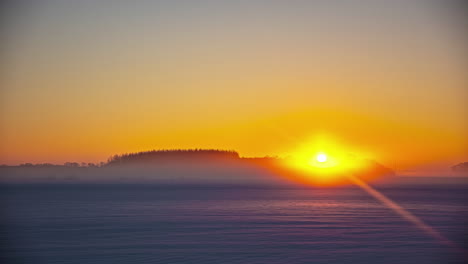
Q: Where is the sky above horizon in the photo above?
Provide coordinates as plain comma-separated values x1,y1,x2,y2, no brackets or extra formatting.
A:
1,0,467,173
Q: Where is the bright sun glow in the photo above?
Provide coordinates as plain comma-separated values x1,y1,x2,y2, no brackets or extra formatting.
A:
282,134,374,185
316,153,327,163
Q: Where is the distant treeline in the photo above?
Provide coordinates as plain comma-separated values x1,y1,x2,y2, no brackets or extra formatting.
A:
452,162,468,173
0,149,405,177
0,149,244,168
0,162,104,168
0,149,400,184
107,149,241,165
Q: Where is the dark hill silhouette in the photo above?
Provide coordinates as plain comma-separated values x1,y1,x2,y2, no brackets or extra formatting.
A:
452,162,468,174
0,149,394,185
106,149,240,166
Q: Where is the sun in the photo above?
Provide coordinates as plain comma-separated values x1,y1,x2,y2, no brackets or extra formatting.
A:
316,153,327,163
282,135,377,186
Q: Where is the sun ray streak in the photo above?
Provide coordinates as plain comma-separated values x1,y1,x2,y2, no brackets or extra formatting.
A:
347,174,464,254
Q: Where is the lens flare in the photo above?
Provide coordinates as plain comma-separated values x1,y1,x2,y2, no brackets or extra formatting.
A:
347,174,462,253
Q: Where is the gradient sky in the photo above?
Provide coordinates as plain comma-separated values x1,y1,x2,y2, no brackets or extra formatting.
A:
1,0,467,173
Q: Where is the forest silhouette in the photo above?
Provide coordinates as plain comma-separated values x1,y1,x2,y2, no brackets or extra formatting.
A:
0,149,400,185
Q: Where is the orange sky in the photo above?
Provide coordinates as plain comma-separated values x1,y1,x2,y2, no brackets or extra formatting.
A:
1,1,467,173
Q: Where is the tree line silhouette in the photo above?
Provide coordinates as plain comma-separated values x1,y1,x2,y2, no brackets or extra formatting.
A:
0,149,400,184
106,149,241,165
452,162,468,173
0,149,243,168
